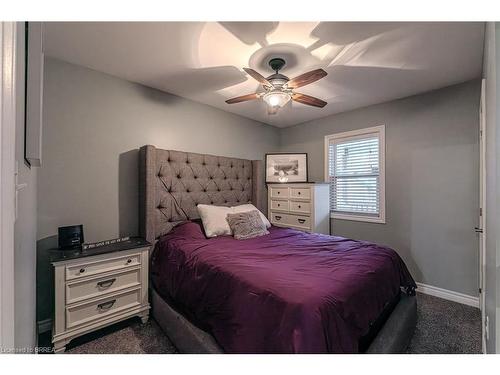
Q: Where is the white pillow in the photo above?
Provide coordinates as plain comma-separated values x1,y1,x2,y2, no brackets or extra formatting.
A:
231,203,271,229
196,204,233,238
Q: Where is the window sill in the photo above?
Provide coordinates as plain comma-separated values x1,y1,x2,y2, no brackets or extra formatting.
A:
331,213,386,224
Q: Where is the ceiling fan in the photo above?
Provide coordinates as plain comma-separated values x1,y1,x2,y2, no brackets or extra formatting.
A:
225,58,328,115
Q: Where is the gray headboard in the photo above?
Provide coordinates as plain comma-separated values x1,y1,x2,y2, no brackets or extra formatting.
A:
139,145,263,243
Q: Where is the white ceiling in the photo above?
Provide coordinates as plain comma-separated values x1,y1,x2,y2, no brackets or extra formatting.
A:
43,22,485,128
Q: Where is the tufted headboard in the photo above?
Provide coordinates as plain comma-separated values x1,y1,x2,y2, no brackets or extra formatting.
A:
139,145,263,244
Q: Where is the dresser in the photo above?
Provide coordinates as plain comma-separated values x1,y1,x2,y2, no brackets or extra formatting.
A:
50,238,151,353
267,183,330,234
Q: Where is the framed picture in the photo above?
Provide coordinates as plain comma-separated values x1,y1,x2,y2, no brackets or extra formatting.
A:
265,153,308,183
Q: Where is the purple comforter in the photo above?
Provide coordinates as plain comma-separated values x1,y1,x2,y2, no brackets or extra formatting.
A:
151,222,416,353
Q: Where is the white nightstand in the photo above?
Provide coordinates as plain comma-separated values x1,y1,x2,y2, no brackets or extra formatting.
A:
50,238,151,353
268,183,330,235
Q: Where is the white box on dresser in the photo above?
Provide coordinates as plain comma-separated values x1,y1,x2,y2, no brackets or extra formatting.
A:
267,183,330,235
50,238,151,353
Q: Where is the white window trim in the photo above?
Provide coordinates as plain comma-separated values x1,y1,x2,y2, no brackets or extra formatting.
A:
324,125,386,224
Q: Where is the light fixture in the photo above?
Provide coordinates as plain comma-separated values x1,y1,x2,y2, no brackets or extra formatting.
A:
262,90,291,108
225,57,328,114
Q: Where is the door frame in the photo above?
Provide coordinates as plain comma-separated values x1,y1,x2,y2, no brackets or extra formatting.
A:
479,78,486,353
0,21,17,350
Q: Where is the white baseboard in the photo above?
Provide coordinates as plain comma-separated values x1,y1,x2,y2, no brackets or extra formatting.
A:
416,282,479,308
37,319,52,334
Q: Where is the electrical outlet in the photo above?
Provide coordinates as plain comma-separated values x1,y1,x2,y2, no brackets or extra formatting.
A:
485,315,490,341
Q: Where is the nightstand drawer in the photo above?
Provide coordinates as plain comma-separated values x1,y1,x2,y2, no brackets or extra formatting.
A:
290,187,311,199
289,201,311,214
66,268,141,304
66,288,141,329
270,187,289,198
270,212,311,230
270,199,289,211
66,253,141,281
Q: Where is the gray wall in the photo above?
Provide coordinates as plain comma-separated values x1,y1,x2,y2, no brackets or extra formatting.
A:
280,80,481,297
38,58,280,243
482,22,497,354
14,23,37,349
496,24,500,356
36,58,279,324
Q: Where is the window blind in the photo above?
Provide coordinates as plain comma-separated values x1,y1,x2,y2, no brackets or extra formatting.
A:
327,134,380,216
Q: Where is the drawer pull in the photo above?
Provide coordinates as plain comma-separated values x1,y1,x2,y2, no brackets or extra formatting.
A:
79,268,85,274
275,215,282,221
298,219,306,224
298,205,301,208
298,192,301,195
97,299,116,311
277,203,280,207
277,191,280,194
126,259,132,264
96,278,116,289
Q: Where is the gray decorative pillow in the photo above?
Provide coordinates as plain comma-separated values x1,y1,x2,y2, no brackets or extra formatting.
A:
226,210,269,240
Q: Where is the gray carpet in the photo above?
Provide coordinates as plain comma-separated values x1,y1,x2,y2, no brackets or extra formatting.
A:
65,318,178,354
64,293,481,354
406,293,481,354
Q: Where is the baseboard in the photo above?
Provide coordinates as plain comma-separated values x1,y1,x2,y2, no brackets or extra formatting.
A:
416,282,479,308
37,319,52,334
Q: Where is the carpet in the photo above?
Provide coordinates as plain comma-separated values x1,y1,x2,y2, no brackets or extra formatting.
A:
406,293,481,354
62,293,481,354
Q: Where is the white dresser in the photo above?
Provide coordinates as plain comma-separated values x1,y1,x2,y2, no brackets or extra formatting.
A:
267,183,330,234
51,239,150,353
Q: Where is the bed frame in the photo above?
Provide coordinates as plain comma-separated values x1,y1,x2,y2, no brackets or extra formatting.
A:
139,145,417,353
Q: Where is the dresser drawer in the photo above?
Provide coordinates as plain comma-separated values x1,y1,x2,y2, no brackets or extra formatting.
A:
270,199,289,211
66,253,141,281
66,288,141,329
290,187,311,199
270,212,311,230
66,268,141,304
289,201,311,214
270,186,289,199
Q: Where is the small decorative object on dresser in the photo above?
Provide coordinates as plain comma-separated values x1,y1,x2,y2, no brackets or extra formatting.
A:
268,183,330,235
82,236,130,250
265,153,308,183
50,237,151,353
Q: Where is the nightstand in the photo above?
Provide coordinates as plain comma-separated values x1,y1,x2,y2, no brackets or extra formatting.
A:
50,237,151,353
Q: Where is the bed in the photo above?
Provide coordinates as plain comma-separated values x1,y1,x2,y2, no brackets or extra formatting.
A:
139,145,417,353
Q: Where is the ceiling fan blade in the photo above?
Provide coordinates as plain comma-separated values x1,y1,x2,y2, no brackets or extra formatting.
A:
292,93,327,108
225,93,260,104
287,69,327,89
243,68,273,87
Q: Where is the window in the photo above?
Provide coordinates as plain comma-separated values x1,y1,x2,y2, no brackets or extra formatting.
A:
324,125,385,223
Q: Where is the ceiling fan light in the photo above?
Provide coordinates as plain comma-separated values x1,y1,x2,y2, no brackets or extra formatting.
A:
263,91,291,108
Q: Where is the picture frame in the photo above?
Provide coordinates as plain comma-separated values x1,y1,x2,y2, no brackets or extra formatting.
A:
265,153,308,183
